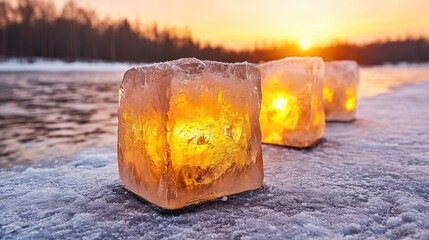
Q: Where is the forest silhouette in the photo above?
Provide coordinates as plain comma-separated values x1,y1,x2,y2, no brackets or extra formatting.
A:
1,0,429,65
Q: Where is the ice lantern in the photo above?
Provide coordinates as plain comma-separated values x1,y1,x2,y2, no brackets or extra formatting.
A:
323,61,360,122
258,57,325,148
118,58,264,210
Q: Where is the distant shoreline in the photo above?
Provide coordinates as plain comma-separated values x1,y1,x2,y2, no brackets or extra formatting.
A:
1,58,429,72
0,58,139,72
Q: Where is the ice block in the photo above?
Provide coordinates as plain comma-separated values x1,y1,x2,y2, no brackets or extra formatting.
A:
324,61,360,121
258,57,325,148
118,58,264,209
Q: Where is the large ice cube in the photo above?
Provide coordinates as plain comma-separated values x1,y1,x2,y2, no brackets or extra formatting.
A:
258,57,325,147
324,61,360,121
118,58,264,209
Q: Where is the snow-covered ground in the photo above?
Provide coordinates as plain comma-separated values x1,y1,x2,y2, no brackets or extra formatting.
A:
0,80,428,238
1,58,429,73
0,59,137,72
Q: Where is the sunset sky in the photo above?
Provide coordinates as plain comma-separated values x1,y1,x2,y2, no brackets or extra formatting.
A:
52,0,429,49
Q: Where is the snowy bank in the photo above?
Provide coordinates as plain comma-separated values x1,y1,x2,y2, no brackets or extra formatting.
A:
0,59,139,72
1,81,428,239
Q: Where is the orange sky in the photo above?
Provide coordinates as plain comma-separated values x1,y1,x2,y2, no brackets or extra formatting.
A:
53,0,429,49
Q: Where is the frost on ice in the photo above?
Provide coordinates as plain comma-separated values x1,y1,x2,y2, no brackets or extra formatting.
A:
1,82,429,238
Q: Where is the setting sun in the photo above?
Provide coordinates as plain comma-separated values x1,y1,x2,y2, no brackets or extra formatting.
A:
15,0,425,50
299,39,313,50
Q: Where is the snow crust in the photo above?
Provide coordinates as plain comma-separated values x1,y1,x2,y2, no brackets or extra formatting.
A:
0,59,137,72
1,78,429,239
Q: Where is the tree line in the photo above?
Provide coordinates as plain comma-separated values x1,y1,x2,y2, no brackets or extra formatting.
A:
1,0,429,65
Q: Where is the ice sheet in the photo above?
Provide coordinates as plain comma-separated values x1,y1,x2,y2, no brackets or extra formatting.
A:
1,82,428,238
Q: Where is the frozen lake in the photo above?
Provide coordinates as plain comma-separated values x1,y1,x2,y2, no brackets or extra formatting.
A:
1,62,429,166
0,62,428,239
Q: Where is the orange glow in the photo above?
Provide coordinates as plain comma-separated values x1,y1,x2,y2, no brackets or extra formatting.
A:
272,96,288,110
259,57,325,147
260,78,301,143
323,61,359,121
118,59,263,209
53,0,429,50
167,92,251,187
262,92,300,143
344,89,357,111
299,39,313,50
323,87,334,103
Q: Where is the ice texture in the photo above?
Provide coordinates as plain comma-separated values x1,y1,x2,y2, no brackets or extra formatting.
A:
258,57,325,147
118,58,263,209
324,61,360,121
0,58,136,72
1,82,428,239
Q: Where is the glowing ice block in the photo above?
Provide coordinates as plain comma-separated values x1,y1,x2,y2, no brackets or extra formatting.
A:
118,58,264,209
324,61,360,121
258,57,325,148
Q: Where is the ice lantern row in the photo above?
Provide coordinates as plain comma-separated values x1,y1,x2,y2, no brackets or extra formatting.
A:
118,57,359,209
118,58,264,210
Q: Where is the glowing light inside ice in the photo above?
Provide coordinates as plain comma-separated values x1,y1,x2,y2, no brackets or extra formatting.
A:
323,87,334,103
345,89,357,111
260,76,301,144
324,61,360,121
258,57,325,147
118,58,263,209
167,92,251,187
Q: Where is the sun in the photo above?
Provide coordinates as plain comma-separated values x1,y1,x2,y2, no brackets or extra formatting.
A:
299,39,312,50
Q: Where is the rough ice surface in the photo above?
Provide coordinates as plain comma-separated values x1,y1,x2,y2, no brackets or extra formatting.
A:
118,58,263,209
0,58,136,72
2,81,428,238
324,61,360,121
258,57,325,148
